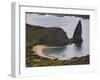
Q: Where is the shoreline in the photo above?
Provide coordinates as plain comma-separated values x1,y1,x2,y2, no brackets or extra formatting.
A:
32,45,89,60
32,45,56,59
27,45,89,67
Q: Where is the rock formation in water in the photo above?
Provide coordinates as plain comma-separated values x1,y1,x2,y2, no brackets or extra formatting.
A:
73,20,83,44
69,20,83,45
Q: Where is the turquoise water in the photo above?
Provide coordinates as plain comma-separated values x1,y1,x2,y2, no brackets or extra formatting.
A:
43,47,66,55
42,43,87,60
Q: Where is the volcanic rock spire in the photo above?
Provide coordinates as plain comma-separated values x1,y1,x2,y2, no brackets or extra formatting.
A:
73,20,83,44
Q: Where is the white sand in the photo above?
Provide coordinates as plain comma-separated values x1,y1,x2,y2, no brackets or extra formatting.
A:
32,45,56,59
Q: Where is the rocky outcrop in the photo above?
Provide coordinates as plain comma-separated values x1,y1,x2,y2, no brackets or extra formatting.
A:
69,20,83,45
73,20,83,44
26,24,69,46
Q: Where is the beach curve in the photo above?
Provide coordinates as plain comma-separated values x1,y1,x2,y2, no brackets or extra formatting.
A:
32,45,56,59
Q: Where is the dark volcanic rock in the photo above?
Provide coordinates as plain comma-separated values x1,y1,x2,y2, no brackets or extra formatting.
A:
73,20,83,43
69,20,83,45
26,24,69,46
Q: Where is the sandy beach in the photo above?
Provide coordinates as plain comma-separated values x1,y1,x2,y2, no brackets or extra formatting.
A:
32,45,56,59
